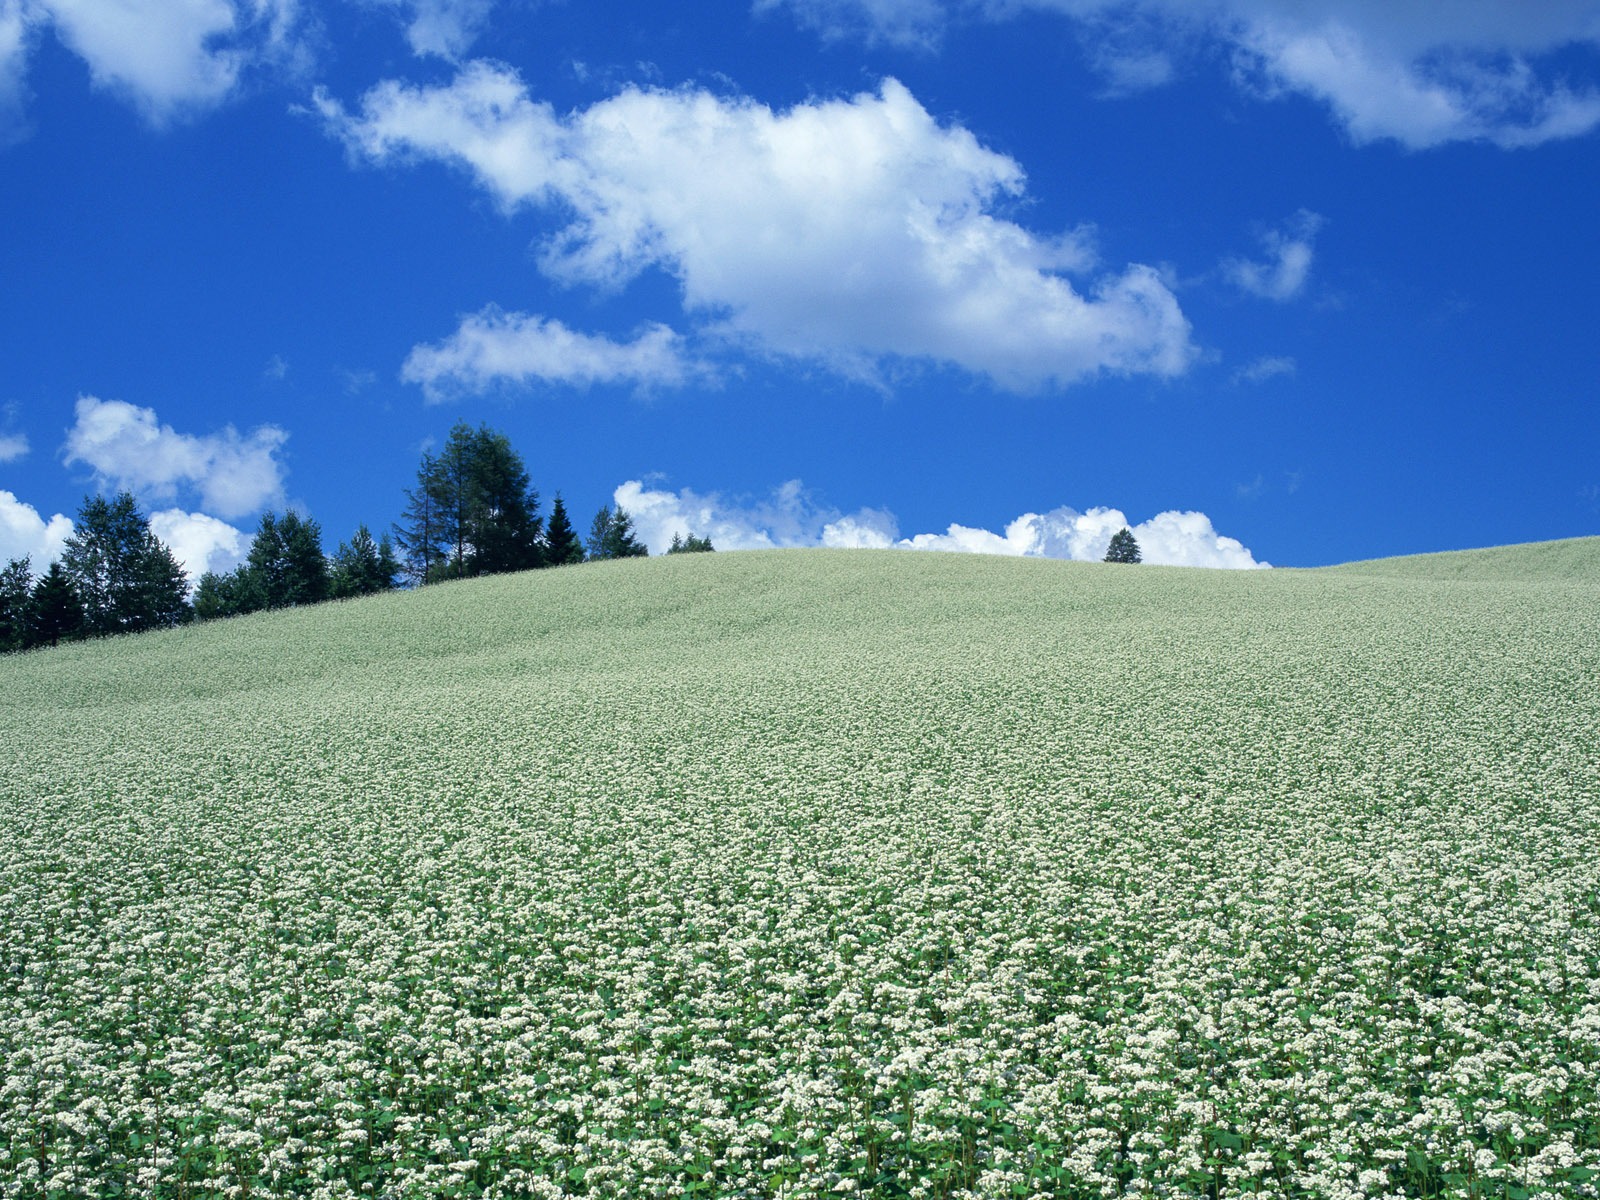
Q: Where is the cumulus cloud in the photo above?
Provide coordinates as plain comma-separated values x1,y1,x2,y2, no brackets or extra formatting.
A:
768,0,1600,149
611,478,1265,567
0,430,27,462
62,395,288,520
147,507,249,587
1223,210,1323,301
319,65,1196,392
0,489,72,568
5,0,304,126
402,308,704,400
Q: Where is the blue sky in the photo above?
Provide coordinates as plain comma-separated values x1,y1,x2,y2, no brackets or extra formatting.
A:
1,0,1597,575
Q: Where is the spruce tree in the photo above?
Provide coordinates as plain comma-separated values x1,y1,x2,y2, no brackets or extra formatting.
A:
603,505,648,559
0,557,33,652
395,452,445,585
29,562,84,648
587,504,614,560
666,532,714,554
330,524,400,598
247,510,329,607
62,492,189,635
544,494,584,565
1104,527,1142,564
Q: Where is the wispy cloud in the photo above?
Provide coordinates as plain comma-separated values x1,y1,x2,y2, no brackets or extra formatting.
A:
1224,210,1324,302
1232,354,1296,384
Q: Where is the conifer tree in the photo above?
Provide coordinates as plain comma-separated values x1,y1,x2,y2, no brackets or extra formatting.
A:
394,452,445,585
62,492,190,635
666,532,714,554
0,557,33,651
247,510,329,607
399,425,543,580
330,524,401,598
588,504,648,559
29,562,84,648
1104,527,1142,564
544,494,584,565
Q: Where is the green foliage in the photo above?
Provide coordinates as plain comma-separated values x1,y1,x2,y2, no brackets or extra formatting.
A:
587,503,648,560
27,561,84,647
247,510,330,608
192,565,264,621
403,423,543,582
61,491,190,635
666,531,715,554
329,524,401,599
1104,527,1141,564
543,493,585,566
0,557,32,652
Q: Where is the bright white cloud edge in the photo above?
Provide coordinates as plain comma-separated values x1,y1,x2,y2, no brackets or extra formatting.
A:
616,478,1267,568
63,395,289,521
320,65,1196,394
0,489,72,570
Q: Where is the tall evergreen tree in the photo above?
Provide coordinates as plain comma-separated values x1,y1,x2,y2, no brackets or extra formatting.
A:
394,451,445,586
0,557,33,652
29,562,84,648
400,424,543,581
666,532,715,554
193,567,262,621
62,492,189,635
247,510,329,607
544,493,584,565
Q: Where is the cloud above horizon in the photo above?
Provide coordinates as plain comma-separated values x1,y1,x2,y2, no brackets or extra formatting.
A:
763,0,1600,149
62,396,289,520
1,0,304,127
0,488,72,569
319,65,1196,393
614,478,1266,567
1224,210,1323,301
403,308,706,400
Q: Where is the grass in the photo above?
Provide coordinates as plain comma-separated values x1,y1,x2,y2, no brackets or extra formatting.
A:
3,543,1598,1198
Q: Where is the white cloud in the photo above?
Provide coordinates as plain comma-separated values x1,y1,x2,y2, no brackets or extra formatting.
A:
402,308,704,399
0,489,72,568
62,395,288,520
1232,354,1295,384
320,65,1196,392
0,430,27,461
0,0,30,143
770,0,1600,149
1223,209,1323,301
6,0,304,126
147,507,248,588
373,0,497,59
611,478,1265,567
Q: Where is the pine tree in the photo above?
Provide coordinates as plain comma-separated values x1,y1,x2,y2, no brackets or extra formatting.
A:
330,524,400,598
62,492,190,635
29,562,84,648
587,504,648,560
1104,527,1142,564
544,494,584,565
587,504,614,560
467,426,542,574
0,557,33,652
394,452,445,586
247,510,329,607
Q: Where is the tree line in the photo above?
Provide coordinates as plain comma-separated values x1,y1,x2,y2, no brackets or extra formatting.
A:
0,421,713,654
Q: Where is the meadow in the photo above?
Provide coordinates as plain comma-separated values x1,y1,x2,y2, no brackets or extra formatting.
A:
2,544,1598,1199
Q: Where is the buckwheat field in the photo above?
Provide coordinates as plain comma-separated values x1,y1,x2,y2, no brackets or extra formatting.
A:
3,544,1598,1200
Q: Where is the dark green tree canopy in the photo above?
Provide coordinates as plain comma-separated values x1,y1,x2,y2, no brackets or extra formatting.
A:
587,504,648,560
62,492,190,635
30,561,85,648
0,557,33,652
398,424,543,582
247,510,330,608
666,532,715,554
330,524,401,599
1104,527,1142,564
543,494,585,566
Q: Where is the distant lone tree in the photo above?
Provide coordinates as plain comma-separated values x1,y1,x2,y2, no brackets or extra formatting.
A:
1104,527,1142,564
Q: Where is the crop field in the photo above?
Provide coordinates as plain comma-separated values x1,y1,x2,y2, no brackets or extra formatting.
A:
3,544,1599,1199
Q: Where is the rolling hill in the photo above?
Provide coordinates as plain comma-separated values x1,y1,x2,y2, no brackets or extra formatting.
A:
3,544,1597,1198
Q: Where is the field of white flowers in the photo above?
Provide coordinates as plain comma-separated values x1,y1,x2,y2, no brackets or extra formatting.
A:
3,545,1598,1199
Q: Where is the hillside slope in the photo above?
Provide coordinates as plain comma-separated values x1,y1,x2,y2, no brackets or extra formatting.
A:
1322,533,1600,580
3,547,1599,1198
